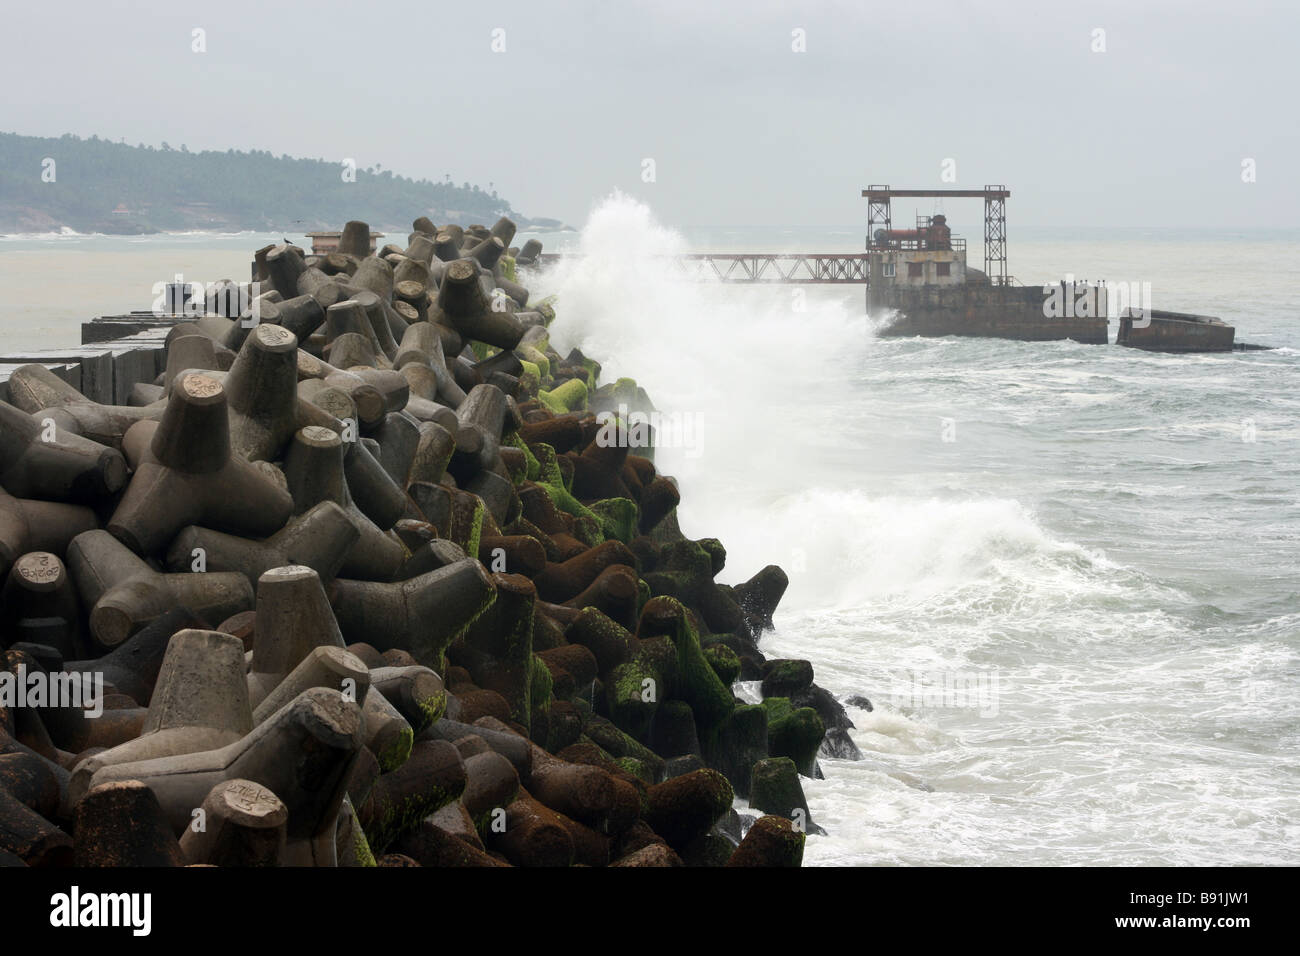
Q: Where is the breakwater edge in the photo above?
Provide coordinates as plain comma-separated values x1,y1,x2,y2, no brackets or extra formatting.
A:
1,202,860,868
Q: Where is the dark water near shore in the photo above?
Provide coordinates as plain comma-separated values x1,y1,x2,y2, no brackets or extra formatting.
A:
3,203,1297,865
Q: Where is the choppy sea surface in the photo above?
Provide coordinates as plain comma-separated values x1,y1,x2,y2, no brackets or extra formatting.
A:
4,201,1297,865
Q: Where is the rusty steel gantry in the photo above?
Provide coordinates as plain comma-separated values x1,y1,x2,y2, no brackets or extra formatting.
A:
862,185,1010,285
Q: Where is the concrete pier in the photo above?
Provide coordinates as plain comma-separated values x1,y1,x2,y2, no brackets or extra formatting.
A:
873,284,1109,344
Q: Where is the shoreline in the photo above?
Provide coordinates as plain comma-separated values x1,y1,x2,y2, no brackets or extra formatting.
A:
0,225,580,242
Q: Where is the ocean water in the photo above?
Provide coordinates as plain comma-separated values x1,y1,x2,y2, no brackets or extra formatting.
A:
528,197,1300,866
3,200,1297,866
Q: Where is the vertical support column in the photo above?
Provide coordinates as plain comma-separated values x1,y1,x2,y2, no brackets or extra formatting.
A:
984,185,1008,286
865,186,892,314
866,186,892,248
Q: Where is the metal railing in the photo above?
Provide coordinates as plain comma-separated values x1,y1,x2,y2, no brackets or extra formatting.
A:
529,252,871,283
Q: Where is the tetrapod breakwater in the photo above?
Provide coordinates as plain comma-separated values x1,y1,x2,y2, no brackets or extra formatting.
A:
0,217,862,868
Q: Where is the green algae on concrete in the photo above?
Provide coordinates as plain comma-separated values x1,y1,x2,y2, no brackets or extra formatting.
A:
701,702,768,798
517,359,541,395
453,494,486,560
615,756,654,785
377,726,415,772
639,596,734,732
578,355,601,389
703,643,741,687
761,696,825,777
517,344,550,381
364,780,463,854
530,455,605,532
506,433,541,481
697,537,727,576
531,442,564,485
415,686,448,730
531,297,557,325
565,605,636,676
589,496,638,543
749,756,812,823
441,584,499,669
462,576,536,731
605,657,661,740
572,514,605,548
353,818,378,867
759,659,814,699
725,815,805,867
583,714,666,779
643,538,714,603
530,653,554,734
644,768,734,850
538,377,588,414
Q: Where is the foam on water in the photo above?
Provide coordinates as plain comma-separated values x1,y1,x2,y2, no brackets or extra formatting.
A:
529,194,1300,866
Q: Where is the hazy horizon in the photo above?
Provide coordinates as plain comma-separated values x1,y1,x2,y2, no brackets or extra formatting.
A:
3,0,1297,231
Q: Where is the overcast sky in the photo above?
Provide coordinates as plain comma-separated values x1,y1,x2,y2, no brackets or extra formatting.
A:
4,0,1296,230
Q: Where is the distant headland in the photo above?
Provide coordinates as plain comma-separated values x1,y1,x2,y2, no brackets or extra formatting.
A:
0,132,570,236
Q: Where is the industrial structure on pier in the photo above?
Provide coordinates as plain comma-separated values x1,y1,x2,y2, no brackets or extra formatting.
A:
522,184,1244,353
860,183,1235,350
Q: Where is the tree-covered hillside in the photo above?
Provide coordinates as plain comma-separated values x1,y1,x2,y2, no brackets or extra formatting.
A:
0,132,563,235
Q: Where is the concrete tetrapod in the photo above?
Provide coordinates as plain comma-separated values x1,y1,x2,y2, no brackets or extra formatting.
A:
0,487,98,581
1,552,83,657
250,645,370,727
66,530,253,649
725,815,805,867
358,739,466,853
178,778,288,866
29,400,165,455
4,363,167,450
73,780,185,867
85,686,365,867
224,322,303,463
67,628,253,804
436,259,524,351
369,665,446,735
245,565,347,709
106,371,294,557
453,572,536,732
342,437,408,532
280,426,404,581
749,756,825,835
0,400,127,504
1,363,104,414
328,558,497,669
359,685,415,771
164,499,360,587
61,607,214,705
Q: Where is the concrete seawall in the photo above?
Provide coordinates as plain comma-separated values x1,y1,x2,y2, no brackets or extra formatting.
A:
0,316,172,405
